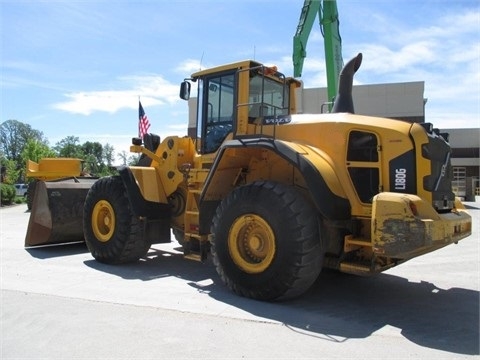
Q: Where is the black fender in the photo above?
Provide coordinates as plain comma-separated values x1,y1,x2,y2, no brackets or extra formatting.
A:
117,166,171,218
200,138,351,229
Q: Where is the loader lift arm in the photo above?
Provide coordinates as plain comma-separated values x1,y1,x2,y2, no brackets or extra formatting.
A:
293,0,343,105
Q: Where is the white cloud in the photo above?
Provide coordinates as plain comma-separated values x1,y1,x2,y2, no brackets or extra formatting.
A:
354,42,436,75
52,74,180,115
175,59,204,74
53,91,140,115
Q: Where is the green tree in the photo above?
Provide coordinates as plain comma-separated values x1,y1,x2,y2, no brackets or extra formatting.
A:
82,142,103,165
0,120,48,183
128,154,140,166
81,154,98,175
81,141,104,174
54,136,83,158
21,139,56,164
117,150,129,166
0,158,20,184
52,138,117,176
0,120,46,163
20,139,56,181
103,143,115,166
117,150,140,166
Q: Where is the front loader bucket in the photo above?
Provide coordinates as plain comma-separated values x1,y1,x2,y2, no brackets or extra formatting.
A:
25,178,98,247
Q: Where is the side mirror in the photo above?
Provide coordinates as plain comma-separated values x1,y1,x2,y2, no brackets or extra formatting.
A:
179,81,191,100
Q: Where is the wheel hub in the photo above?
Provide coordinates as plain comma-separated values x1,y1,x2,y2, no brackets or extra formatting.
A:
92,200,115,243
228,214,276,274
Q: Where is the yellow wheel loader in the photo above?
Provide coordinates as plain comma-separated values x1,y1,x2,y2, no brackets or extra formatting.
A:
26,54,472,301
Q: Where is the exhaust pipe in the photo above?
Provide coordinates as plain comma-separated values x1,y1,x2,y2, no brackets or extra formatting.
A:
332,53,363,114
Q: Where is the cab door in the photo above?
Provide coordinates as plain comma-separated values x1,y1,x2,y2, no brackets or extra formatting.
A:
197,71,236,154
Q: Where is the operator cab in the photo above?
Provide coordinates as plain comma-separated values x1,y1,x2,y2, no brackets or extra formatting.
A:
180,60,299,154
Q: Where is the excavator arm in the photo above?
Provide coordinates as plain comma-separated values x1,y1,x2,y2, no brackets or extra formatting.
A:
293,0,343,104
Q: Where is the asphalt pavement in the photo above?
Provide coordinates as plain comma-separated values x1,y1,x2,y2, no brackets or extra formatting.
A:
1,202,479,359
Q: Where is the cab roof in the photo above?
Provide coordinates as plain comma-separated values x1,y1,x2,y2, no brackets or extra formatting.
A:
190,59,301,88
190,60,262,79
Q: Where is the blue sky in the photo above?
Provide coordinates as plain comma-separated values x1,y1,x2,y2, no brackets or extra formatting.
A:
1,0,479,161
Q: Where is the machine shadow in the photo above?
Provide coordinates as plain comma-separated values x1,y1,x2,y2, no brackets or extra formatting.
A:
25,242,88,259
83,245,479,355
83,246,217,282
288,271,478,355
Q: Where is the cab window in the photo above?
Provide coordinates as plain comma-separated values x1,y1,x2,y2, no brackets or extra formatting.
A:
248,74,289,120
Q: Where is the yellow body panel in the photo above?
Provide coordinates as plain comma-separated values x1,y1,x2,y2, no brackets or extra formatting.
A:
130,136,196,203
26,158,83,180
129,167,168,203
372,192,471,259
266,113,413,215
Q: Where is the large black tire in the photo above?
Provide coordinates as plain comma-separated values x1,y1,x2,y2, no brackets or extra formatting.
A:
211,180,323,301
83,176,151,264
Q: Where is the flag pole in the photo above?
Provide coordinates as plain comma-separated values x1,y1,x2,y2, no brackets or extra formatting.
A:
138,96,141,138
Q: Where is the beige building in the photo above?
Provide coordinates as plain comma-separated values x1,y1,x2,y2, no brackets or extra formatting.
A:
445,128,480,201
296,81,426,123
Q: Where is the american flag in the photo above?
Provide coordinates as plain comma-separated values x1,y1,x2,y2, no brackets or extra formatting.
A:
138,101,151,138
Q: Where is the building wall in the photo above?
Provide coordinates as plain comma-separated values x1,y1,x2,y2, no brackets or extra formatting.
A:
443,128,480,200
296,81,425,123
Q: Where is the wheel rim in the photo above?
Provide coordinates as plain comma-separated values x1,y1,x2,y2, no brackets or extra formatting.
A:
228,214,276,274
92,200,115,243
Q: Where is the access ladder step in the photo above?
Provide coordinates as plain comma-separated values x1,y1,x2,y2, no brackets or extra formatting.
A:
184,253,204,261
339,262,372,275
